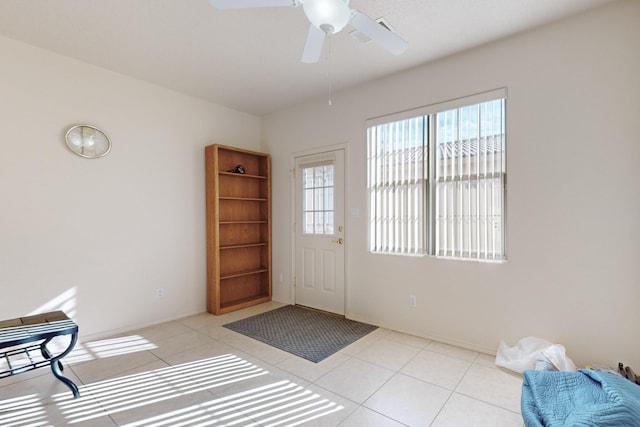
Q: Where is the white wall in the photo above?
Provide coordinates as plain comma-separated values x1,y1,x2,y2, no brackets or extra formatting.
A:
0,36,261,339
263,0,640,368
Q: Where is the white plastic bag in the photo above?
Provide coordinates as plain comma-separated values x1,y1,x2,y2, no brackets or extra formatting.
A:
496,337,552,373
539,344,576,372
495,337,576,373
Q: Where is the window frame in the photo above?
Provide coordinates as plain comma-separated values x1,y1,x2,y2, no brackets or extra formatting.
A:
366,88,507,262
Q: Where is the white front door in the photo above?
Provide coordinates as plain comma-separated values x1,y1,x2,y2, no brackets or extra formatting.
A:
294,149,345,315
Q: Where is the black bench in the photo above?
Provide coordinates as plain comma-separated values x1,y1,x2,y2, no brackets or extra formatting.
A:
0,311,80,398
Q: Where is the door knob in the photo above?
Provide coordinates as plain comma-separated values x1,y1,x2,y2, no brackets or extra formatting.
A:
332,238,344,245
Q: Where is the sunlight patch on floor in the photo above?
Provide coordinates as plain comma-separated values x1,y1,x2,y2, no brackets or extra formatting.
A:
65,335,158,364
57,354,269,424
0,394,47,427
0,353,344,426
119,380,344,427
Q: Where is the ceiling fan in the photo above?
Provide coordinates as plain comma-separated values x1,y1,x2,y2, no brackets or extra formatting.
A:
208,0,408,63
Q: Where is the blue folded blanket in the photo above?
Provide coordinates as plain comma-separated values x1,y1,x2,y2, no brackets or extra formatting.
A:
522,369,640,427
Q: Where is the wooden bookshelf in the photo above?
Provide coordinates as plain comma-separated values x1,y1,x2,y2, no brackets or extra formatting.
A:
205,144,271,315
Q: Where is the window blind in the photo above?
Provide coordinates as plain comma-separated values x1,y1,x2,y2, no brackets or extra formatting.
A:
433,99,506,260
368,117,425,255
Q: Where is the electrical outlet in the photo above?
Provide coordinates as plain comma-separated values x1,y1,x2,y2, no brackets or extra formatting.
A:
156,288,164,298
409,295,416,307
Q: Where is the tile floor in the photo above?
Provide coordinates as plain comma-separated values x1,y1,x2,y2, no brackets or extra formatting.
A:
0,302,525,426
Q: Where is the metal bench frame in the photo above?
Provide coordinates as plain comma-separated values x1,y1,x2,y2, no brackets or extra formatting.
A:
0,311,80,398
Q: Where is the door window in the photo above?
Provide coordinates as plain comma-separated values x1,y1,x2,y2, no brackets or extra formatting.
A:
302,163,335,235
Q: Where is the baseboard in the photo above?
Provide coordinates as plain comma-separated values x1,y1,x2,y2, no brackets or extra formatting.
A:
78,310,205,343
345,312,497,357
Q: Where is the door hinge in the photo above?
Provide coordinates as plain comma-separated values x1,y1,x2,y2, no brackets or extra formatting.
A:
293,276,296,286
292,168,296,179
293,222,296,233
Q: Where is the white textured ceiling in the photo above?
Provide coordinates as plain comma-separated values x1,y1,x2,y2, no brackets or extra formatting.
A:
0,0,613,115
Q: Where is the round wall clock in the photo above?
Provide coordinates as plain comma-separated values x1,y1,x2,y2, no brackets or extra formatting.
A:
65,125,111,158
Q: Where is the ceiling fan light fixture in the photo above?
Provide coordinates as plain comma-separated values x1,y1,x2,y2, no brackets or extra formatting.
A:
303,0,350,34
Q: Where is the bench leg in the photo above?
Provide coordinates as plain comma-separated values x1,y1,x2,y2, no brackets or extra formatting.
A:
42,333,81,399
40,337,63,372
50,357,80,399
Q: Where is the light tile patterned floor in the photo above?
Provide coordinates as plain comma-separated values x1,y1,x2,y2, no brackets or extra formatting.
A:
0,302,524,426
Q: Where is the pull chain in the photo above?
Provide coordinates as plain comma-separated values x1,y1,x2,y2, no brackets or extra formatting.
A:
325,32,333,106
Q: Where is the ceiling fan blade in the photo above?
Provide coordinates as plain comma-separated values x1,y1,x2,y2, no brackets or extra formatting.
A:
349,10,408,55
208,0,298,9
301,24,326,63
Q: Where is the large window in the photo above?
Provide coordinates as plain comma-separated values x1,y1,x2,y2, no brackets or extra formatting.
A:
367,89,506,261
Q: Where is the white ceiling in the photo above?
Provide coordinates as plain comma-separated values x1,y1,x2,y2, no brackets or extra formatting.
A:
0,0,612,116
